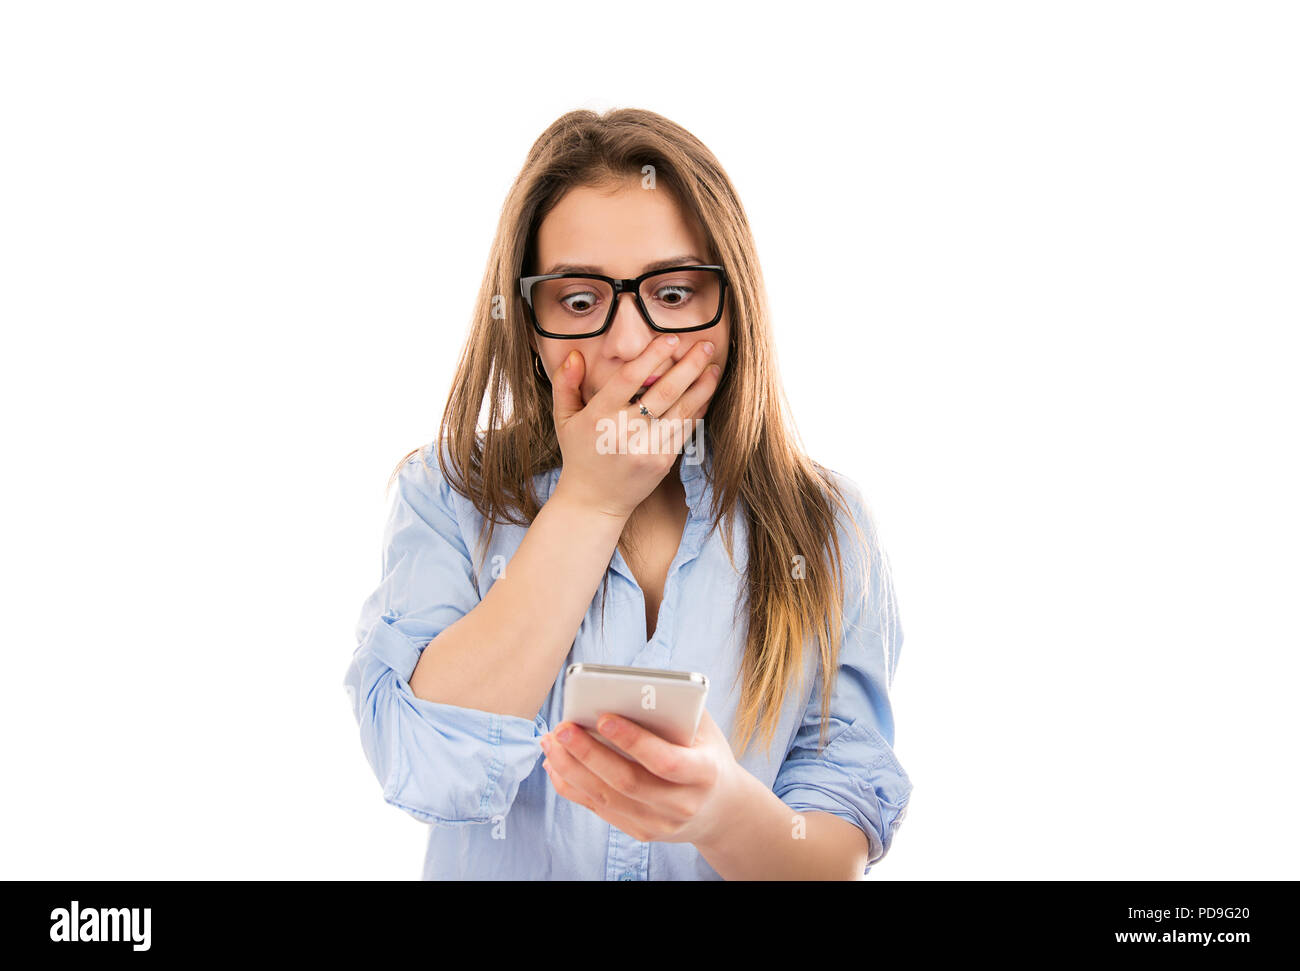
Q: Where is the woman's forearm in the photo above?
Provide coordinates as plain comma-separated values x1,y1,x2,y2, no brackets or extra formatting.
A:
407,478,628,720
693,767,873,880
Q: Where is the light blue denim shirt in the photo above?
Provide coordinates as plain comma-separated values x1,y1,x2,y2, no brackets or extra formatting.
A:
343,433,912,879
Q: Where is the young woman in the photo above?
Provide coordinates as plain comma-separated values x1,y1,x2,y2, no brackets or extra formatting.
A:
343,108,912,880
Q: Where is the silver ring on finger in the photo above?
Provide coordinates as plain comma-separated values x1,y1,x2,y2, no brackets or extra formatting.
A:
638,401,656,419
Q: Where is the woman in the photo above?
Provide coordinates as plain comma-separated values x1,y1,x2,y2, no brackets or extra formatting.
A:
343,108,912,880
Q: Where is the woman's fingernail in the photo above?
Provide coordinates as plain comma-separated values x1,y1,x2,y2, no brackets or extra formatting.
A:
701,341,715,355
710,365,721,377
564,351,574,369
666,335,680,346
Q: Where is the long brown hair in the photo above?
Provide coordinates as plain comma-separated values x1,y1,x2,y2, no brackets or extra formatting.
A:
390,108,870,759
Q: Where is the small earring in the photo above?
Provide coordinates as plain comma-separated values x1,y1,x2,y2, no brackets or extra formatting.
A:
533,353,549,382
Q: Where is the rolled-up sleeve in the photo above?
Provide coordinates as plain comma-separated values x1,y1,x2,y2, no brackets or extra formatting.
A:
772,478,913,874
342,444,545,826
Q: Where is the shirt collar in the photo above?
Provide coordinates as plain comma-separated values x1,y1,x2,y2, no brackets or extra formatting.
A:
678,426,713,522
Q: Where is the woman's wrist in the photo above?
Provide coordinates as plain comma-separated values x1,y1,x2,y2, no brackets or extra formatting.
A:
690,761,772,863
550,471,635,524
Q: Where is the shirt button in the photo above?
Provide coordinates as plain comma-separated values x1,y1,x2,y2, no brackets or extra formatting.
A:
619,870,636,881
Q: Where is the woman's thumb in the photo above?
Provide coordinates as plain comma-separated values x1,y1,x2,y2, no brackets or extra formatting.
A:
550,350,585,420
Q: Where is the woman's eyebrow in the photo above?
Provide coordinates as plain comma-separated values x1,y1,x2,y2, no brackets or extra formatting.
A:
542,254,706,275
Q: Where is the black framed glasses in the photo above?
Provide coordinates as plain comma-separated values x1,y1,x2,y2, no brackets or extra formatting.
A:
518,264,728,339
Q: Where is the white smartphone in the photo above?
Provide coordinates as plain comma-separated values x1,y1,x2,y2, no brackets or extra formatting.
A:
561,663,710,757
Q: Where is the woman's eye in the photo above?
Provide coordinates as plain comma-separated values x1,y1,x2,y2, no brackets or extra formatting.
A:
653,284,693,307
559,290,600,314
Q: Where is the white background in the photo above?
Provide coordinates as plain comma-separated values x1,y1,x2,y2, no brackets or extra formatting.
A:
1,1,1295,879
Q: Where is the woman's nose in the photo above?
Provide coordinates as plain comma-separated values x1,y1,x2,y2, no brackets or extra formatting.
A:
603,290,656,357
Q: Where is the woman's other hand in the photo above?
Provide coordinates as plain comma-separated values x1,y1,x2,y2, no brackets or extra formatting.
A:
538,707,743,848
